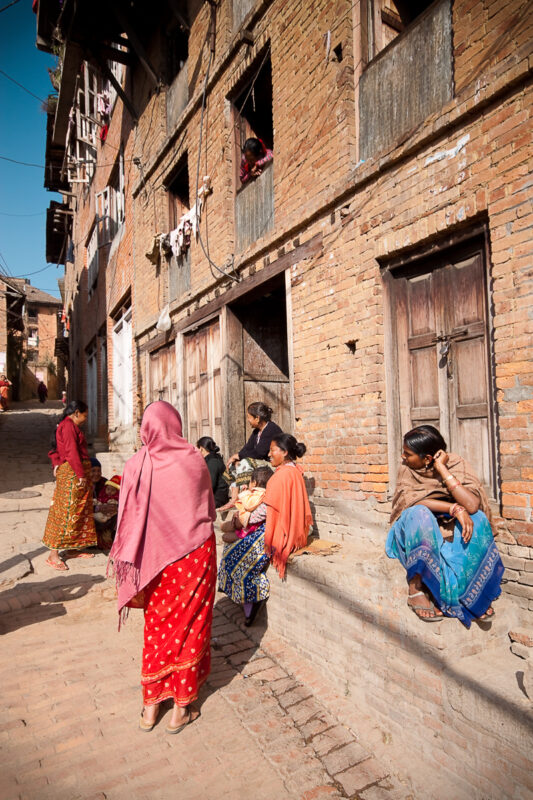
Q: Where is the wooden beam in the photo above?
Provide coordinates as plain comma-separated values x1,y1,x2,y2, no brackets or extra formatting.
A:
112,5,160,87
168,0,190,32
137,233,323,353
97,43,134,67
92,52,138,122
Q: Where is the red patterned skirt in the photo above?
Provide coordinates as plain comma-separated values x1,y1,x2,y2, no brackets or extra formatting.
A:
141,535,217,707
42,459,97,551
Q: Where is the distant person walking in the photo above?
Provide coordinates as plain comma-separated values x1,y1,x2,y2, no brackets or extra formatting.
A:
37,380,48,403
43,400,97,570
0,374,12,411
109,401,217,734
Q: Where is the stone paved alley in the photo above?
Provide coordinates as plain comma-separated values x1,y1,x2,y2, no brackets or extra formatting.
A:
0,403,411,800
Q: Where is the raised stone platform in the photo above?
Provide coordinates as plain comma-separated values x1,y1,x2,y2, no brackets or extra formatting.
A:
257,535,533,800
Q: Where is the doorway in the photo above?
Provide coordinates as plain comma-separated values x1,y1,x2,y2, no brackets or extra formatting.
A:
149,342,177,405
384,234,496,496
228,277,291,451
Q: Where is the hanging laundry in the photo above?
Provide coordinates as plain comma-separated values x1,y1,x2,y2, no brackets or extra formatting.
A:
97,91,111,117
145,233,168,268
99,124,109,143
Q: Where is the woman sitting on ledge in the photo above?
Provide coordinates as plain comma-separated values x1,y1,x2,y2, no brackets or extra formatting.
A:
386,425,504,627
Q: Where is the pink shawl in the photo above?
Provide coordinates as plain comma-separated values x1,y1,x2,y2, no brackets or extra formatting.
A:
109,401,215,620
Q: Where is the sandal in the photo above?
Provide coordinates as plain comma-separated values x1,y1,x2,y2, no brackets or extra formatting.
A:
139,707,158,732
45,557,68,571
478,606,495,621
407,591,442,623
65,551,94,559
165,708,200,735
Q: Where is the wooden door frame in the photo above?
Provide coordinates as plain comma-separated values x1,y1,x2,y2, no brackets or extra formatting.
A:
381,222,499,499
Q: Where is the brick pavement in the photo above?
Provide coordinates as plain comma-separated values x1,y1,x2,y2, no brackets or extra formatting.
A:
0,405,412,800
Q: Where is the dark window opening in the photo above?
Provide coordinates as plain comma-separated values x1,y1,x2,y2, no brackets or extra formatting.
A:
166,155,190,230
166,24,189,84
367,0,434,61
232,51,273,182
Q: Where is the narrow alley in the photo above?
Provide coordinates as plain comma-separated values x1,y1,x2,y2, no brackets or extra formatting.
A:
0,404,409,800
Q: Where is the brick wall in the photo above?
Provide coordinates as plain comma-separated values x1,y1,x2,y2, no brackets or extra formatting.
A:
59,0,533,599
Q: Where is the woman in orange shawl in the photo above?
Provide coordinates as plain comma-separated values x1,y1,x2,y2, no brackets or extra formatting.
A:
265,433,313,579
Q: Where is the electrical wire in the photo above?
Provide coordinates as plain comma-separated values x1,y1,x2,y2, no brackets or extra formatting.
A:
0,210,45,217
12,264,61,278
194,47,239,283
0,67,47,104
0,0,21,14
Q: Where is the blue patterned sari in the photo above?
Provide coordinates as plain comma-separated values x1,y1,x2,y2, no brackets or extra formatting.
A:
386,505,504,627
218,523,270,604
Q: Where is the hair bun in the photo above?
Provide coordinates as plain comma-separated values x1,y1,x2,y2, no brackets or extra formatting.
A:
294,442,307,459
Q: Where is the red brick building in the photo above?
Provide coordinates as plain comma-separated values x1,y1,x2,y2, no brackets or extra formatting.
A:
38,0,533,793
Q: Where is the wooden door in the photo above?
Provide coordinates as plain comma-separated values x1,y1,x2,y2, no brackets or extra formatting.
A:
184,320,222,447
149,343,177,405
390,244,495,495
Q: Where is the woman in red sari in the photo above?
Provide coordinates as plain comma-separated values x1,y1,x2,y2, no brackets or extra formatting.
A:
109,401,217,734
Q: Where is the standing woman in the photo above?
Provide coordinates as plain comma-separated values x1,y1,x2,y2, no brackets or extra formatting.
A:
43,400,97,569
197,436,229,508
265,433,313,579
386,425,504,626
0,374,12,412
109,401,217,734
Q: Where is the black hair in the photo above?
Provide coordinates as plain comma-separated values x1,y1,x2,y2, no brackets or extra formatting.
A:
272,433,307,461
196,436,221,455
243,137,264,158
403,425,447,458
251,466,273,488
247,401,273,423
50,399,88,450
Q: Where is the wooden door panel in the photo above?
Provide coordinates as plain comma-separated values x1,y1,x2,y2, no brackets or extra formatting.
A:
454,338,488,406
184,320,222,446
455,417,492,488
244,379,291,434
407,274,435,337
410,347,439,411
449,256,484,328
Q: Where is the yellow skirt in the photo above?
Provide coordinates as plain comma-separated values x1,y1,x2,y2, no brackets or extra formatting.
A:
42,459,97,551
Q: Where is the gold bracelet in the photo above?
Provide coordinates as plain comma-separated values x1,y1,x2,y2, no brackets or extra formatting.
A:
443,474,456,484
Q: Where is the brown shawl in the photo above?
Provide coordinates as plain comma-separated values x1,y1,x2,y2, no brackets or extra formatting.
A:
390,453,491,524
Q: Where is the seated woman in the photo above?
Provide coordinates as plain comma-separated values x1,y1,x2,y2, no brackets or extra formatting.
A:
264,433,313,579
222,402,282,509
218,466,274,627
220,465,273,543
197,436,229,509
386,425,504,627
239,137,273,185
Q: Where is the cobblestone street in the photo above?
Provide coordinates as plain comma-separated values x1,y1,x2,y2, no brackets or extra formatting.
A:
0,405,410,800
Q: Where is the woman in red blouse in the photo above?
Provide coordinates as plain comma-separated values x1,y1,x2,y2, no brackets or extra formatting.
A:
43,400,97,569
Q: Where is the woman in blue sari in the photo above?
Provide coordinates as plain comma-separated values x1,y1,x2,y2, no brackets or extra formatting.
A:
386,425,504,626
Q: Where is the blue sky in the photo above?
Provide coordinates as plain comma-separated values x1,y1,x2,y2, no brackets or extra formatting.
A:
0,0,63,299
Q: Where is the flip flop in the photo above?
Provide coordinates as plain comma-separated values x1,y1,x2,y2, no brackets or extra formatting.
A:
165,708,200,734
139,707,158,732
478,606,496,621
45,557,68,571
407,590,442,622
65,551,94,559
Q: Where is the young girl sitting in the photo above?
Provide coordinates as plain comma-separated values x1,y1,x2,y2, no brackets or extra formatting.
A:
220,466,273,544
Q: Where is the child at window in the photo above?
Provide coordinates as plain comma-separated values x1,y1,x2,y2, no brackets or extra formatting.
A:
239,137,273,185
220,466,273,544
